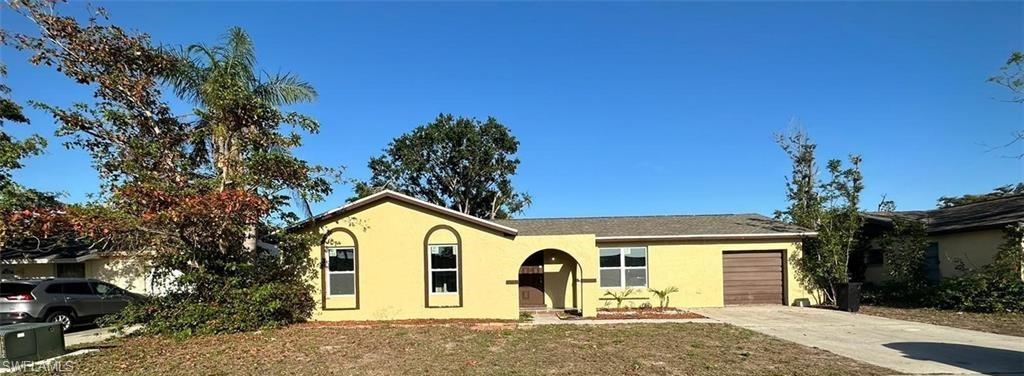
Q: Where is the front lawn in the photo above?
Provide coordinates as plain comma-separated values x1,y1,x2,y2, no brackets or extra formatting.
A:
860,305,1024,337
19,323,892,375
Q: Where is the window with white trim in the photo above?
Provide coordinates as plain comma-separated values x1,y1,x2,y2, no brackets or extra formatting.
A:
599,247,647,288
325,247,355,296
428,244,458,294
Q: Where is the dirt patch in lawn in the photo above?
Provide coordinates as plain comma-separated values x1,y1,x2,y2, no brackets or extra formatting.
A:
16,323,894,375
859,305,1024,337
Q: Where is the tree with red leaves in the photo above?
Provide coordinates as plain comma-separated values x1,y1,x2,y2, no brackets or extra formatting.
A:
3,0,336,335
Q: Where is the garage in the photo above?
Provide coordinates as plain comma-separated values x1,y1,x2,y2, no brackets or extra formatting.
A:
723,251,784,305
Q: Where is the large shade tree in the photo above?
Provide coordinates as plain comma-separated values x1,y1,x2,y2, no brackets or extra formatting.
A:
3,0,332,335
354,114,530,220
776,127,864,305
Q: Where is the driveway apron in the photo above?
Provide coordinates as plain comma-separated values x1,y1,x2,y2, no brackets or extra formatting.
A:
692,306,1024,375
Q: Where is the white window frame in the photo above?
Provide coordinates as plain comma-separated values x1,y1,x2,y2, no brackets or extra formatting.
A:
428,244,459,295
325,247,356,297
598,247,648,288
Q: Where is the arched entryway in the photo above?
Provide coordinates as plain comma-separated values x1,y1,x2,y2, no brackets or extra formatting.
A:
518,249,582,313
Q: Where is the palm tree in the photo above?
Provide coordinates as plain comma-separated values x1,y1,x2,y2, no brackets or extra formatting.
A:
648,286,680,308
166,26,317,191
165,27,318,251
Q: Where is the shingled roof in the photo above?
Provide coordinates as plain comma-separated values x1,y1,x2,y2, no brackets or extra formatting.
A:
862,194,1024,234
1,237,104,262
292,190,813,240
495,214,813,240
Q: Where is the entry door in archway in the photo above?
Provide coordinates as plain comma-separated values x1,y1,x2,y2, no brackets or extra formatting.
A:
519,253,545,309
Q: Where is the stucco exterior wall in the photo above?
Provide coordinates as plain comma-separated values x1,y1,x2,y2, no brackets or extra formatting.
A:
304,198,816,321
596,240,816,308
861,228,1009,284
542,249,577,309
932,229,1004,278
307,200,600,321
1,259,151,294
85,258,152,294
2,264,54,278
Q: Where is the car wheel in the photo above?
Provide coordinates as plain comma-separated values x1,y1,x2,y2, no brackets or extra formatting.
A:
45,311,74,332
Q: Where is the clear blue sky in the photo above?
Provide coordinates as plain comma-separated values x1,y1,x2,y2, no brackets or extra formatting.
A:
3,2,1022,218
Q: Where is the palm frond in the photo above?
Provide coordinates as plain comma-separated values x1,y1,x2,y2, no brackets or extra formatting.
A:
163,46,210,106
223,27,256,77
255,72,318,105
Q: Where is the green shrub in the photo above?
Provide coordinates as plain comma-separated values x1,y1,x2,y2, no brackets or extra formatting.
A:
100,232,317,338
865,223,1024,313
102,278,315,338
861,282,933,308
864,269,1024,313
934,271,1024,313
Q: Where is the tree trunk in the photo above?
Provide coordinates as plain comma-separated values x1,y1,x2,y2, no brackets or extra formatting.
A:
824,282,837,306
211,130,257,252
243,226,257,252
488,194,500,220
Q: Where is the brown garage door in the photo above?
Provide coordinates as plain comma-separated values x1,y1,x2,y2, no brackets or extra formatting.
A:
723,251,784,305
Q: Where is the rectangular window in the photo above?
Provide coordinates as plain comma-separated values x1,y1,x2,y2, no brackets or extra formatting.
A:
428,245,458,294
599,247,648,288
55,263,85,278
325,247,355,296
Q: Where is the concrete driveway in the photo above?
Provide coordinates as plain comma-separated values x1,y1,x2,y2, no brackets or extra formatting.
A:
692,306,1024,375
64,325,139,347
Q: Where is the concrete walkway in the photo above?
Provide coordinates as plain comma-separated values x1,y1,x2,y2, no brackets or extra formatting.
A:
692,306,1024,375
64,325,138,347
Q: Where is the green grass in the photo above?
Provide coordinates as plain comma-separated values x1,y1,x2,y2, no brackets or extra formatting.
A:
20,323,895,375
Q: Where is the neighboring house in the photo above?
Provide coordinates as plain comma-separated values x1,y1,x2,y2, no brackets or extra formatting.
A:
0,240,156,295
855,194,1024,284
291,190,818,321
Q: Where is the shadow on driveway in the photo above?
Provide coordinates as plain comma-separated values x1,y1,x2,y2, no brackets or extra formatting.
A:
884,342,1024,374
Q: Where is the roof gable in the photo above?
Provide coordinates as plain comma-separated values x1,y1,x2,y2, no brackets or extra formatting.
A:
291,190,519,236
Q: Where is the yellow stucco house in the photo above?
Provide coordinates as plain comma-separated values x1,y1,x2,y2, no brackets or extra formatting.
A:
856,194,1024,284
292,190,818,321
0,249,155,295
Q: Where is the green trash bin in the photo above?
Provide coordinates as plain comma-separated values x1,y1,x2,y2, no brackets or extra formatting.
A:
0,322,65,363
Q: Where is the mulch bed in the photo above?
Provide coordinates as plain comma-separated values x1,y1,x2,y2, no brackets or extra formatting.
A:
570,307,705,320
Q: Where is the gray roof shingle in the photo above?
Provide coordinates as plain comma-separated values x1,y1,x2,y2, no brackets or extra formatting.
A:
495,214,810,238
864,194,1024,234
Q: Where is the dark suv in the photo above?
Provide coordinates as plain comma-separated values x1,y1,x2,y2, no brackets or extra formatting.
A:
0,278,141,331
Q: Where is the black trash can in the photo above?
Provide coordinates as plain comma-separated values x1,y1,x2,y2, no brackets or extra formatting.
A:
837,282,862,312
